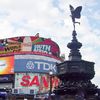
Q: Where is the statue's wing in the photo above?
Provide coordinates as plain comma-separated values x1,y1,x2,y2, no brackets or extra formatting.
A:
69,5,74,14
73,6,82,18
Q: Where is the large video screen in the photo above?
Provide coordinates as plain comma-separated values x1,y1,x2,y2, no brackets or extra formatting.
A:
0,36,60,58
15,73,59,94
0,56,14,75
14,54,61,74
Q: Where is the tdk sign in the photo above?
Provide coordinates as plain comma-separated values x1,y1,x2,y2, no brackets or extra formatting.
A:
26,60,56,73
14,55,61,74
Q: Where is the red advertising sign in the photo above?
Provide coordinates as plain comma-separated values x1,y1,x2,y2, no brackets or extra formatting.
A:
15,73,60,94
20,75,59,88
0,36,60,58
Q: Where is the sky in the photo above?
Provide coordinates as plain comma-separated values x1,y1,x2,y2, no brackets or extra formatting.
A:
0,0,100,87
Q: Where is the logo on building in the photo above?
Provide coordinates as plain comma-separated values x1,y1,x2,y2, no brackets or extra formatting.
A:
26,61,34,69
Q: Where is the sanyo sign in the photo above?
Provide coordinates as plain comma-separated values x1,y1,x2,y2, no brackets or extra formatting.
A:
14,55,61,74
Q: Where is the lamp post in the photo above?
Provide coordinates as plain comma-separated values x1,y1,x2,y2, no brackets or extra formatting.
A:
49,70,53,100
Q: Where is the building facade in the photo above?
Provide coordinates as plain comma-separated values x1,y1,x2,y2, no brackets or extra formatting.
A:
0,35,62,100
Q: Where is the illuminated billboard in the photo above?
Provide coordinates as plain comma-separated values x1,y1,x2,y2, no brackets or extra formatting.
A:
0,75,14,82
15,73,59,94
0,56,14,75
14,55,61,74
0,36,60,58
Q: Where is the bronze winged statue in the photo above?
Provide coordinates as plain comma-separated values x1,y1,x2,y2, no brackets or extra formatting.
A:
69,5,82,30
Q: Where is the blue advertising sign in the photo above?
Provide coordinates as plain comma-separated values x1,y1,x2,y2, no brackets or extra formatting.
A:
14,55,61,74
15,59,56,73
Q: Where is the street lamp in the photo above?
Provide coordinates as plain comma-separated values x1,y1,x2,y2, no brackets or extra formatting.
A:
49,70,53,100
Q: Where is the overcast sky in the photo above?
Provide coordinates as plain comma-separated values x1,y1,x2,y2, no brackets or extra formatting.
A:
0,0,100,87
